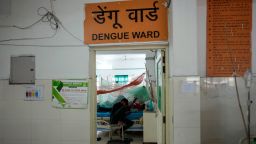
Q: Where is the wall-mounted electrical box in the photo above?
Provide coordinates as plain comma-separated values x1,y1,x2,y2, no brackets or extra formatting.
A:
9,56,35,84
0,0,11,16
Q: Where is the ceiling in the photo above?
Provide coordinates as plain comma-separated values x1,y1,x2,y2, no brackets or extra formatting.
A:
96,53,146,62
96,53,147,69
96,50,152,62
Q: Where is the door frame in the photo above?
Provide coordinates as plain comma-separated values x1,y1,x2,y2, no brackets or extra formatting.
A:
155,49,166,144
89,43,171,144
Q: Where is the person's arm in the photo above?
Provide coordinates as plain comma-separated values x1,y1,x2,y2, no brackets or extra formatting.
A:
124,105,131,115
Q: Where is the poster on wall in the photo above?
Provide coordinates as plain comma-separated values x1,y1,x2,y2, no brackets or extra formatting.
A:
52,80,88,109
24,85,44,101
207,0,252,76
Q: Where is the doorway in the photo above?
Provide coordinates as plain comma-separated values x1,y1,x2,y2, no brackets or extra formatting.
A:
89,44,170,144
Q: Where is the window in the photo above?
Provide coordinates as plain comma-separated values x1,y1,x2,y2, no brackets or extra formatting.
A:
114,75,128,85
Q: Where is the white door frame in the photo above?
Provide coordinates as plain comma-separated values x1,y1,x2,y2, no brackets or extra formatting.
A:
89,43,171,144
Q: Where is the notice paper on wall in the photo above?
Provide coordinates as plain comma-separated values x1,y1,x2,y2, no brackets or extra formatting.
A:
52,80,88,109
25,85,44,101
206,0,252,76
181,81,197,94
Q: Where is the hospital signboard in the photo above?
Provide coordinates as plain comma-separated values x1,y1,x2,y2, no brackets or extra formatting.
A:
84,0,168,44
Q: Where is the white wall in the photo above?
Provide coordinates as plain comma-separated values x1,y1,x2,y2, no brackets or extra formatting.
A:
0,0,91,144
0,0,89,79
170,0,201,144
170,0,256,144
197,0,207,77
172,77,201,144
1,0,256,144
197,1,256,144
201,77,256,144
0,80,90,144
0,47,88,79
171,0,198,76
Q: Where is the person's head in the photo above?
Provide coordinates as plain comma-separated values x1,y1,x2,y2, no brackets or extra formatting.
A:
120,98,128,106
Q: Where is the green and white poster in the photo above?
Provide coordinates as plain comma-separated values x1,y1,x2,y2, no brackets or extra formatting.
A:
52,80,88,109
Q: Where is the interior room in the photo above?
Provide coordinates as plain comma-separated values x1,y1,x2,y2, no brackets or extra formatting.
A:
94,49,167,144
96,51,147,143
0,0,256,144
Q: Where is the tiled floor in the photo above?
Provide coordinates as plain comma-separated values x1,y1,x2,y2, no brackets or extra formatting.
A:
96,131,143,144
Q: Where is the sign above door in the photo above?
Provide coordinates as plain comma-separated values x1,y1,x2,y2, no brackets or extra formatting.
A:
84,0,168,44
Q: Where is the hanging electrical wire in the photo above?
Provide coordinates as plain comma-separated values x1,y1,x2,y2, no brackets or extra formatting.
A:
0,29,58,43
0,7,59,30
0,19,42,29
59,23,84,42
224,24,249,139
0,7,60,43
0,3,84,44
0,43,85,47
48,0,83,42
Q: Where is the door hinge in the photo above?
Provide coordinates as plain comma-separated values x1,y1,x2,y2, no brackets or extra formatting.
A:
163,65,166,73
163,116,166,123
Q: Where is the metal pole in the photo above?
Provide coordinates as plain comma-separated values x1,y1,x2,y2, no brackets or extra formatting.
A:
248,89,251,144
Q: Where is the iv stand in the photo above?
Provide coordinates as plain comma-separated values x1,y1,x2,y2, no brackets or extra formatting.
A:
247,88,251,144
245,69,252,144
